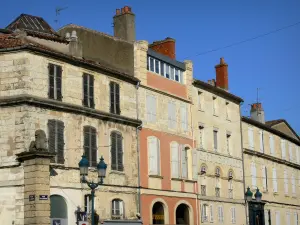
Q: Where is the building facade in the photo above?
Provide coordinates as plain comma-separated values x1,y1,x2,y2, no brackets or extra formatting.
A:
192,59,246,225
242,103,300,225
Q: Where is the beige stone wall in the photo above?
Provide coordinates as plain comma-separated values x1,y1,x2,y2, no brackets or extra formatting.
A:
0,52,137,119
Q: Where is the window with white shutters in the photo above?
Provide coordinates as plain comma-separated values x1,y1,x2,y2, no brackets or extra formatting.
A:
281,139,286,159
287,212,291,225
270,135,275,155
111,199,124,219
273,168,278,193
148,136,160,175
210,205,214,222
292,174,296,195
171,142,179,178
251,162,257,188
231,207,236,224
199,125,204,149
262,166,267,191
213,129,218,151
284,170,289,195
275,211,280,225
248,127,254,150
192,149,198,180
228,179,233,199
289,143,293,162
48,63,62,101
181,146,188,178
218,206,224,222
294,212,298,225
180,104,188,131
201,204,208,222
146,95,157,123
168,102,176,129
265,210,269,225
84,194,92,214
259,130,264,153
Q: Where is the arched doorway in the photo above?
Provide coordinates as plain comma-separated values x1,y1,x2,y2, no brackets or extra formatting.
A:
50,195,68,225
176,204,189,225
152,202,165,224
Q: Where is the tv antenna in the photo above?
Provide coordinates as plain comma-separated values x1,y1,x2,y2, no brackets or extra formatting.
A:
54,6,68,28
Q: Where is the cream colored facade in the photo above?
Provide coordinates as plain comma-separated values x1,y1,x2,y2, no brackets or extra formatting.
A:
0,51,140,225
192,82,246,225
242,118,300,225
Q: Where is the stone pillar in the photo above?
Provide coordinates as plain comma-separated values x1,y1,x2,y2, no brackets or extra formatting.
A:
17,151,55,225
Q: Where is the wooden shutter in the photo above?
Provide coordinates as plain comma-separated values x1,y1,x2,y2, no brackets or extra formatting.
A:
209,205,213,222
119,200,124,217
251,163,256,188
48,119,56,163
89,75,95,108
168,102,175,128
265,210,269,225
192,149,198,180
289,143,293,162
273,168,278,192
275,211,280,225
281,140,286,159
116,133,123,171
297,147,300,164
171,142,179,178
248,127,254,149
151,96,156,122
83,127,90,164
284,170,288,194
294,213,298,225
111,132,117,170
56,65,62,101
154,138,159,175
48,64,55,99
146,95,151,122
262,166,267,190
292,174,296,194
148,137,158,175
90,127,97,167
259,130,264,152
180,104,187,131
270,135,274,155
181,146,187,178
56,120,65,164
231,207,236,223
201,205,205,222
83,74,89,107
213,130,218,150
115,83,120,114
287,213,291,225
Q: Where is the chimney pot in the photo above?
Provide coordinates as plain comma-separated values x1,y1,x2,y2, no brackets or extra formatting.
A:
149,37,176,59
113,6,136,41
250,103,265,123
215,57,229,90
124,6,130,13
121,7,125,14
116,9,121,15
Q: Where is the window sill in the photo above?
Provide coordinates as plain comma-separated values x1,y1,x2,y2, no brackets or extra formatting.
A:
184,179,197,183
50,163,65,167
171,178,183,181
110,170,125,175
149,175,163,179
198,108,204,112
226,118,231,122
213,114,218,117
273,192,279,195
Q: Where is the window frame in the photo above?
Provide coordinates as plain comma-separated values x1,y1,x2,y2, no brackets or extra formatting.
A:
82,73,95,108
48,119,65,164
83,126,97,167
111,199,124,219
110,81,120,115
48,63,62,101
110,131,124,172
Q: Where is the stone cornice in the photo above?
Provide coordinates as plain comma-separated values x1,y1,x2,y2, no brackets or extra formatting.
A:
198,195,245,205
197,148,243,161
0,94,142,127
244,148,300,170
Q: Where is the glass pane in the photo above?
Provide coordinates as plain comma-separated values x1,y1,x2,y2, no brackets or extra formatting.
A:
165,65,170,79
170,66,175,80
150,58,154,72
160,63,164,76
175,69,179,82
155,60,160,74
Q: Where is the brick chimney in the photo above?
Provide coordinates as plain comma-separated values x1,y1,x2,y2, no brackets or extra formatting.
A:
149,37,176,59
113,6,135,42
215,57,228,90
250,103,265,124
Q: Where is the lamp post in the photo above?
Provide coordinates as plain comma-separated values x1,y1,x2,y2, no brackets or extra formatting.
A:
245,187,264,225
79,155,107,225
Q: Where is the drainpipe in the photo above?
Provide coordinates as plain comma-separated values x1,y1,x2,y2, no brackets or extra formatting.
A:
239,102,248,225
135,81,142,218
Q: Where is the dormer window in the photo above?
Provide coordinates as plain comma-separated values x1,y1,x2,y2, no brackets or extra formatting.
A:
215,167,220,177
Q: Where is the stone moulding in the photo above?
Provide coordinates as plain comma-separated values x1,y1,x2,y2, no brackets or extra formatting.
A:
16,150,56,162
0,94,143,127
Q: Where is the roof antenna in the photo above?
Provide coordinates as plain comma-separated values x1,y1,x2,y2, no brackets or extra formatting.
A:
54,6,68,29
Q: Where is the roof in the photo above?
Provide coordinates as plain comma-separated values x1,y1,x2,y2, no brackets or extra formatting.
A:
242,116,300,146
193,79,244,104
0,33,139,84
266,119,300,140
5,14,68,43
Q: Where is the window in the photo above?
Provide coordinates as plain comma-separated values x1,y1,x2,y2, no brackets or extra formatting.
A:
248,127,254,150
198,91,203,110
110,82,120,115
168,102,176,129
83,73,94,108
210,205,214,222
192,149,198,180
180,104,188,131
216,167,221,177
227,132,231,154
270,135,275,155
199,124,204,149
218,206,224,223
228,180,233,199
292,174,296,195
231,207,236,224
287,212,291,225
146,95,157,123
213,129,218,151
259,130,264,153
294,212,298,225
84,194,92,214
181,147,188,179
111,132,123,171
213,97,217,115
83,126,97,167
284,170,289,195
251,162,257,188
201,204,208,222
148,136,160,175
262,166,268,191
48,63,62,101
275,211,280,225
48,120,65,164
201,165,206,175
201,185,206,196
111,199,124,219
226,102,230,120
265,209,271,225
228,170,233,179
155,59,160,74
289,143,293,162
215,187,220,197
273,168,278,193
281,139,286,159
171,142,180,178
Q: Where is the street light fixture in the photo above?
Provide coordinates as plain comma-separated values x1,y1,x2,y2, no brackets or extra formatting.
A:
245,187,253,202
254,188,262,202
79,155,107,225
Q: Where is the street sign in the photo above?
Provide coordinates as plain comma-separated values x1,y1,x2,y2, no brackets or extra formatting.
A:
78,222,88,225
39,195,48,200
29,195,35,201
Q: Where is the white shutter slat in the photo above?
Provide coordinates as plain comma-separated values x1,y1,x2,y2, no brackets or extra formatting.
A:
192,149,198,180
146,95,151,122
289,143,293,162
152,96,157,122
251,163,257,188
210,205,213,222
294,213,298,225
265,210,269,225
292,174,296,194
181,146,187,178
276,211,280,225
270,135,274,155
262,166,267,190
284,170,288,194
120,201,124,216
259,130,264,152
248,127,254,150
181,104,187,131
281,139,286,159
171,142,179,178
297,147,300,164
273,168,278,192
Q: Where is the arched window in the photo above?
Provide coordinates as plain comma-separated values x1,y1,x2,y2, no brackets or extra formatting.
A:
152,202,165,224
111,199,124,219
50,195,68,224
228,170,233,179
215,167,221,177
201,165,207,175
111,131,123,171
148,136,160,175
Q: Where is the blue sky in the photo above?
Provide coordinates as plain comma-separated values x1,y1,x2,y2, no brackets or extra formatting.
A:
1,0,300,133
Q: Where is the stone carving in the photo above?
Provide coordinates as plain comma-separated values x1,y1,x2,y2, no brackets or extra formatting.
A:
29,129,48,152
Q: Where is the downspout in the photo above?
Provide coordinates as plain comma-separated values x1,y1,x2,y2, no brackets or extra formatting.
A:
239,102,248,225
136,81,142,218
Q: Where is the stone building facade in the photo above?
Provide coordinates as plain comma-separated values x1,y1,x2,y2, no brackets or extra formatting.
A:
242,103,300,225
192,59,246,225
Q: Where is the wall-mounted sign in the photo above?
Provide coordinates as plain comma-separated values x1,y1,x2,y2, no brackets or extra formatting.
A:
39,195,48,200
29,195,35,201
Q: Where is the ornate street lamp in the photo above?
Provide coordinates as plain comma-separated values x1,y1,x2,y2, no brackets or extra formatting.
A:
245,187,253,202
254,188,262,202
79,155,107,225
